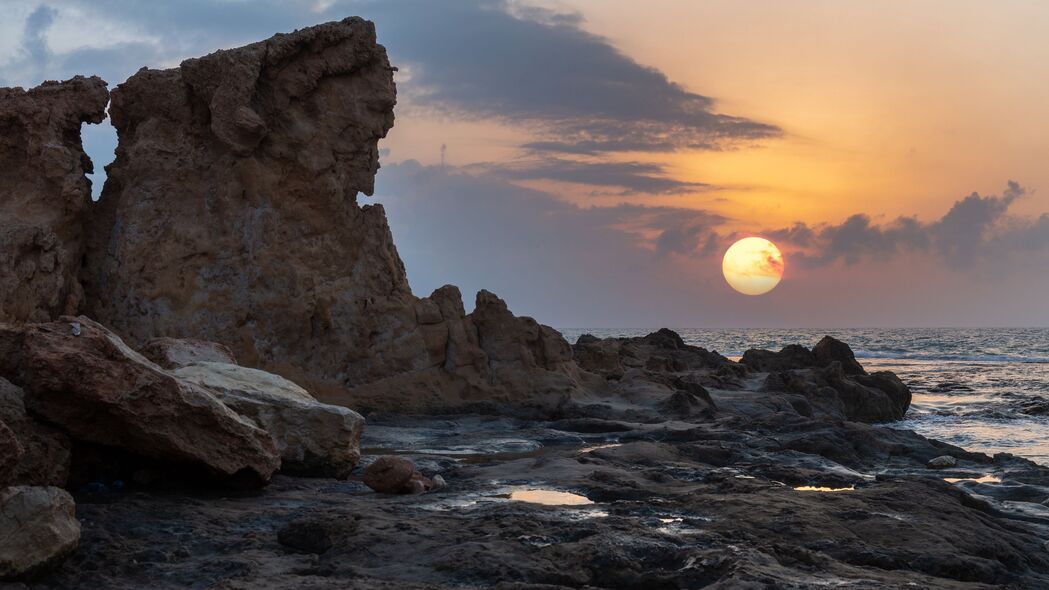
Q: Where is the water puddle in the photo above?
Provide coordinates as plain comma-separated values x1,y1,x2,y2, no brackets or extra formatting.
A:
793,485,855,492
508,489,594,506
944,474,1001,484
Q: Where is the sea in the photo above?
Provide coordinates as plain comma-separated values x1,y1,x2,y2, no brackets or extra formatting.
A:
558,328,1049,467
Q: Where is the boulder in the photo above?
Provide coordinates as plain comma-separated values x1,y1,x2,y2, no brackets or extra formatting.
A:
0,486,80,580
140,337,237,370
362,455,416,494
0,317,280,485
0,378,71,487
81,18,427,391
0,76,109,323
173,362,365,478
573,329,741,387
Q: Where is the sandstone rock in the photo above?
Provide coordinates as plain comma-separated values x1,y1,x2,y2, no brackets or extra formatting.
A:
140,337,237,370
0,486,80,580
173,361,365,478
362,455,417,494
0,378,71,487
928,455,957,469
82,18,425,391
0,317,279,485
0,76,109,324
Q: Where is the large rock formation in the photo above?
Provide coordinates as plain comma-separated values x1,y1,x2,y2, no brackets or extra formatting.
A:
83,18,421,389
0,378,71,487
0,317,280,484
0,76,109,323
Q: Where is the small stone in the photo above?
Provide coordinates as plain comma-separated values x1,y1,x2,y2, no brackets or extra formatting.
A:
69,322,80,337
362,456,416,494
928,455,957,469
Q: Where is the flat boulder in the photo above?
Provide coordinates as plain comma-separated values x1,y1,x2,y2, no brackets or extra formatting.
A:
0,486,80,580
173,361,365,478
0,317,279,485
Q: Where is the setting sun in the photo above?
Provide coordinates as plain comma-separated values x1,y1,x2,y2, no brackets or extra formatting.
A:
722,237,784,296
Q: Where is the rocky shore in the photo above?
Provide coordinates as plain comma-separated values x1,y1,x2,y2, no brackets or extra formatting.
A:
2,17,1049,590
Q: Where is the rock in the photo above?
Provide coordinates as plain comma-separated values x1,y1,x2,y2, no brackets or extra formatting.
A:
0,76,109,324
0,317,280,485
761,361,911,422
81,18,425,391
574,328,739,384
362,455,416,494
0,378,71,487
741,344,815,372
813,336,866,375
0,419,23,485
0,486,80,580
173,362,365,478
928,455,958,469
140,338,237,370
277,517,347,554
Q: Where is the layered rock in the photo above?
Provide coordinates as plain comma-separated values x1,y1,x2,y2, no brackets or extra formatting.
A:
0,317,280,484
173,360,365,477
140,337,237,370
0,76,109,323
82,18,421,389
0,486,80,580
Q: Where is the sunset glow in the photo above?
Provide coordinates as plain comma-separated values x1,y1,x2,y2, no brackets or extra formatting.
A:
722,237,784,296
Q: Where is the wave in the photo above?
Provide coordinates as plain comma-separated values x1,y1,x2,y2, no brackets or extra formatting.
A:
851,350,1049,364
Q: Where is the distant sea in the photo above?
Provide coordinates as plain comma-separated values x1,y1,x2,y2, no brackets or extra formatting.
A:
558,328,1049,466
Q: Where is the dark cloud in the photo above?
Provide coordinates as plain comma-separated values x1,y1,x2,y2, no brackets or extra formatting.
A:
473,158,711,195
764,181,1045,268
359,0,779,153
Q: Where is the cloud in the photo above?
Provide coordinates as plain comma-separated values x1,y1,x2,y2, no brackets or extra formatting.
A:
360,0,780,154
763,181,1046,269
472,157,711,195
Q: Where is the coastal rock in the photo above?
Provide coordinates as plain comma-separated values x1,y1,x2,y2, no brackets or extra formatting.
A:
0,76,109,324
362,455,416,494
761,361,911,422
0,486,80,580
173,361,365,478
928,455,958,469
0,378,71,487
742,336,865,375
140,337,237,370
574,328,741,385
0,317,280,485
82,18,420,391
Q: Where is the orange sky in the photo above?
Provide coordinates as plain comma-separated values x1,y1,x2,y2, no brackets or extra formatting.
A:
385,0,1049,232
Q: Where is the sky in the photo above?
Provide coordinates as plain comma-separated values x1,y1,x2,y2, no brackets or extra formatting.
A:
2,0,1047,328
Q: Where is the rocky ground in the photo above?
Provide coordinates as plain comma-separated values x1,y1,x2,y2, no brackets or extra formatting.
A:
5,331,1047,590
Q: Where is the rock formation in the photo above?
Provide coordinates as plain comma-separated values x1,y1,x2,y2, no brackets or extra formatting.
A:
0,317,280,484
0,76,108,323
81,17,424,390
0,378,71,487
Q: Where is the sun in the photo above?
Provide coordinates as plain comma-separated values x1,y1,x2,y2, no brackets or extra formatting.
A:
722,237,784,296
